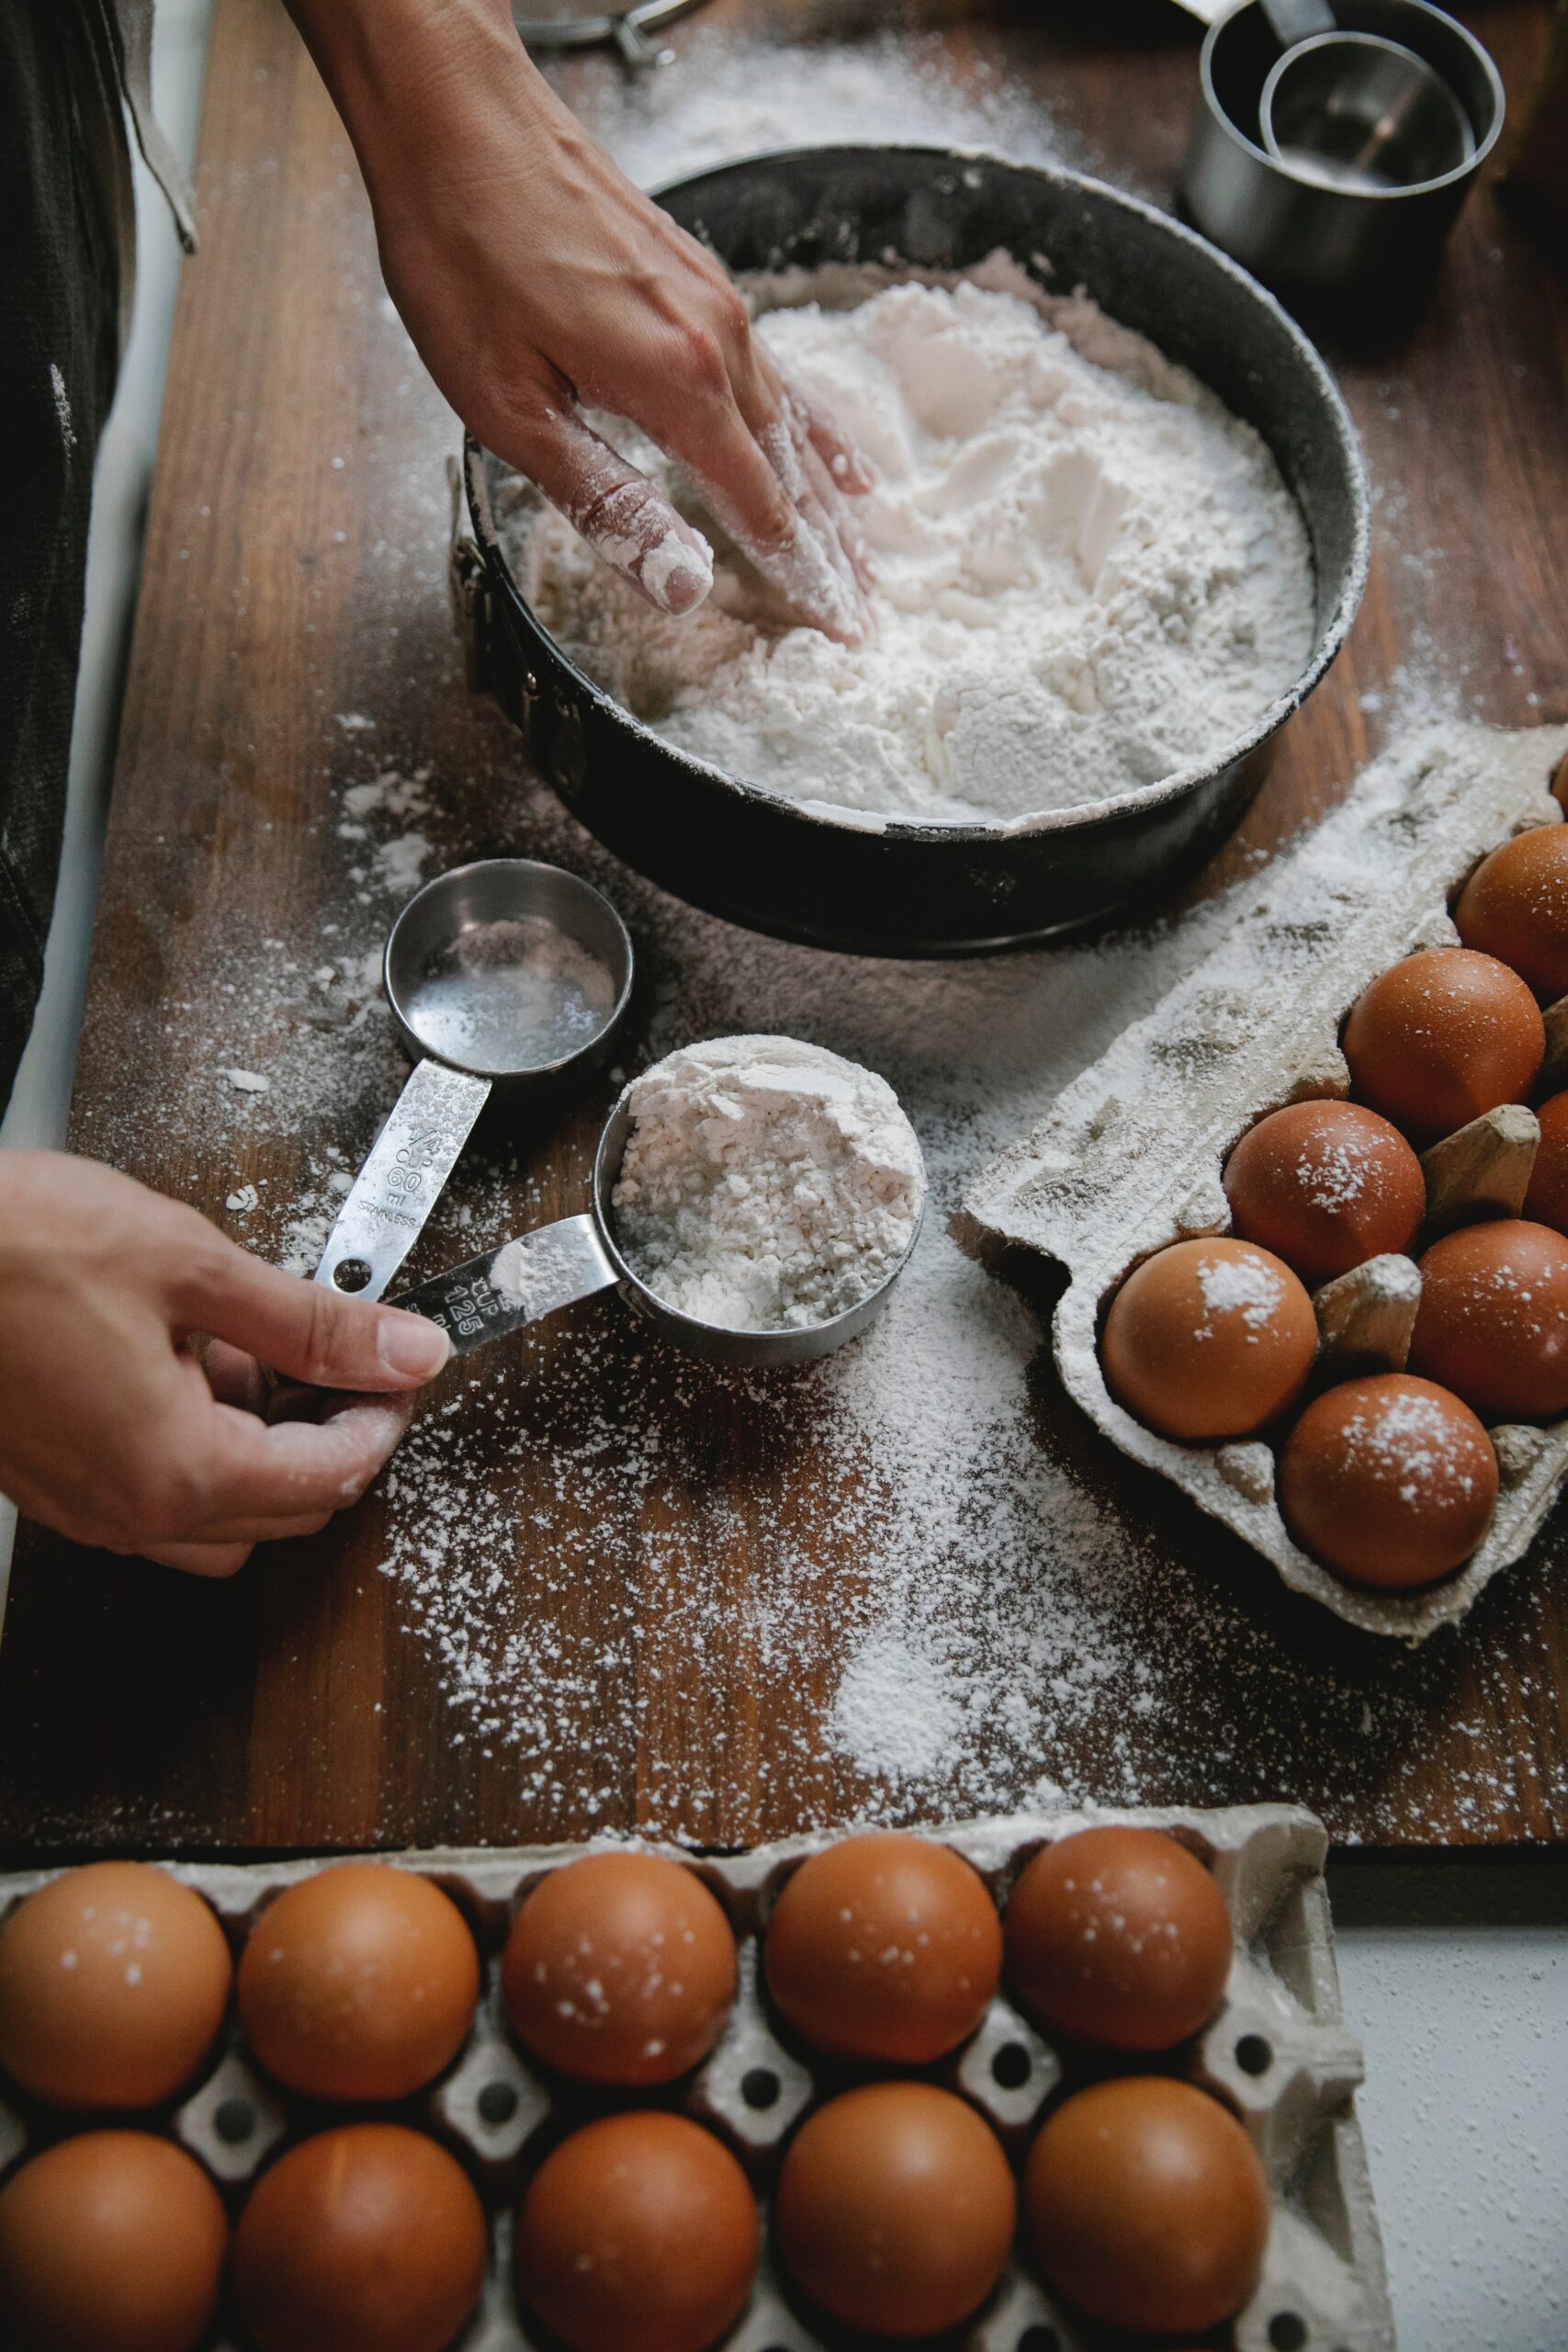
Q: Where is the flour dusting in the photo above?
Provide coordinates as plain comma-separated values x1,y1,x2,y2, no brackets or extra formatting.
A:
410,916,617,1074
1195,1252,1287,1334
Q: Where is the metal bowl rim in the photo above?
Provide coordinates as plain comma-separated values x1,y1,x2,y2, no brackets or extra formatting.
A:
466,142,1371,845
382,854,636,1080
1201,0,1506,196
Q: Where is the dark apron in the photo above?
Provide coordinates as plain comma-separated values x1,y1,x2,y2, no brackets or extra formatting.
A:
0,0,127,1112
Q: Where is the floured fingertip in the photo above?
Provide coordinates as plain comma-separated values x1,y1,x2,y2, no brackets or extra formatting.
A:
640,526,715,616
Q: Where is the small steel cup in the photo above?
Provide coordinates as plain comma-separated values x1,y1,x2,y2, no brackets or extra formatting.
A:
391,1083,927,1370
1182,0,1505,296
1260,31,1474,189
314,859,633,1301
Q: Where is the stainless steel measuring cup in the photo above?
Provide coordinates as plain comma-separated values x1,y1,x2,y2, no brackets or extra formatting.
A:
1181,0,1505,296
314,858,633,1301
387,1090,926,1368
1260,28,1474,188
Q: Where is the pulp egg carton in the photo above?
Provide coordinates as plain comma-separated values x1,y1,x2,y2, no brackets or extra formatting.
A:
0,1803,1393,2352
967,721,1568,1643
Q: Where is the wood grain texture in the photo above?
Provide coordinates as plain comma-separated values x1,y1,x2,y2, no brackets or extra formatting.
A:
1,0,1564,1858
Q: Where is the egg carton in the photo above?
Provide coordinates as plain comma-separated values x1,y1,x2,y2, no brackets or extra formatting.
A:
967,721,1568,1644
0,1804,1392,2352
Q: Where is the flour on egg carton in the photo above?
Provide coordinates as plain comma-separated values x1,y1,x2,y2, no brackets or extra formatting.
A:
968,722,1568,1643
0,1804,1393,2352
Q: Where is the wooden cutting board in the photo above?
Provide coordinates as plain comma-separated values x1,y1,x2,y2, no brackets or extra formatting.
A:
1,0,1564,1858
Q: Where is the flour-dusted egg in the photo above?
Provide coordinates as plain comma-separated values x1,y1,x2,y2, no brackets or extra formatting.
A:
1100,1238,1316,1442
1223,1101,1426,1283
502,1852,736,2086
1342,947,1544,1140
0,2131,228,2352
762,1831,1001,2064
1025,2076,1269,2335
1524,1092,1568,1235
1411,1219,1568,1422
775,2082,1016,2337
516,2111,758,2352
233,2124,487,2352
1280,1374,1498,1588
0,1862,231,2110
1004,1826,1232,2052
1456,825,1568,1001
237,1864,479,2101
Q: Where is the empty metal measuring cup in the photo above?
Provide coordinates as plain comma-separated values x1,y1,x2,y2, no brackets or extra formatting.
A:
387,1089,926,1368
1181,0,1505,295
314,858,633,1301
1261,28,1474,189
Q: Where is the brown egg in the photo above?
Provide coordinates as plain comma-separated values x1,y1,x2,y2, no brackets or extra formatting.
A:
233,2124,487,2352
0,1862,231,2109
1554,748,1568,809
502,1853,736,2086
1456,826,1568,1001
1524,1091,1568,1236
1101,1238,1317,1442
1342,947,1544,1140
1004,1826,1232,2052
237,1864,478,2101
1280,1374,1498,1588
516,2112,757,2352
0,2131,227,2352
1223,1101,1426,1284
1411,1219,1568,1421
763,1832,1001,2064
1024,2076,1269,2335
775,2082,1016,2337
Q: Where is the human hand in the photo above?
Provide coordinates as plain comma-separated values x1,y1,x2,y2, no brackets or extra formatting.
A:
287,0,874,639
0,1152,450,1577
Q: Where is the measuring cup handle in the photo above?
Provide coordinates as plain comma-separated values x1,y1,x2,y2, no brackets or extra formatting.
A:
1260,0,1337,47
314,1059,492,1302
389,1214,619,1356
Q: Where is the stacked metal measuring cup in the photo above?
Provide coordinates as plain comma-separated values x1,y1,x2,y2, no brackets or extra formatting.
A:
1182,0,1505,294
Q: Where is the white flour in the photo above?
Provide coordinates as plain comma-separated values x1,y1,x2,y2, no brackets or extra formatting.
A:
578,27,1097,199
513,266,1315,826
410,915,617,1073
611,1035,924,1331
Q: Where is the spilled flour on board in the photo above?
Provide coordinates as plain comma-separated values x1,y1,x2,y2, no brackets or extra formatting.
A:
362,734,1546,1838
71,32,1559,1849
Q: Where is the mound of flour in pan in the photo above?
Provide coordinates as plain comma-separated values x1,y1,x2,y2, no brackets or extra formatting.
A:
508,261,1316,827
611,1035,925,1331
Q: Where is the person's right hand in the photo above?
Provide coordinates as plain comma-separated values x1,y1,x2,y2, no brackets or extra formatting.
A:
284,0,874,640
0,1151,450,1577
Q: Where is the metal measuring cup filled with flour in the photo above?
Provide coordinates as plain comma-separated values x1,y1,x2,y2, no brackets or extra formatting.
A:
391,1035,927,1367
313,858,633,1301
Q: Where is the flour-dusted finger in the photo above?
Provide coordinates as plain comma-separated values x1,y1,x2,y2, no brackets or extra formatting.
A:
773,358,875,494
181,1396,415,1532
179,1238,450,1393
651,349,871,645
528,403,715,616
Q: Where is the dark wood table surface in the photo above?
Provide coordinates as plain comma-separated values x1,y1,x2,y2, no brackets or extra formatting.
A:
2,0,1565,1860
